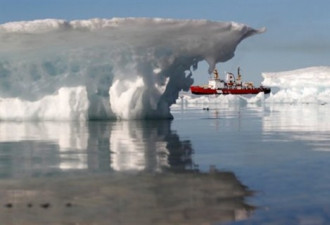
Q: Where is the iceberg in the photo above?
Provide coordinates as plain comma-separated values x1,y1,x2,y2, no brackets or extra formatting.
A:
262,66,330,104
0,18,263,120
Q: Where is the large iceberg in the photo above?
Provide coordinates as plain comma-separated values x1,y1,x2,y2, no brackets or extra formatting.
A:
262,66,330,104
0,18,263,120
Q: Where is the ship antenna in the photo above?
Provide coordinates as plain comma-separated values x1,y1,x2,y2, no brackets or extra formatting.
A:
213,69,219,79
237,66,241,80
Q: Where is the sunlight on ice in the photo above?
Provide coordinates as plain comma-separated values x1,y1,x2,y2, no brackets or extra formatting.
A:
262,66,330,104
0,87,88,121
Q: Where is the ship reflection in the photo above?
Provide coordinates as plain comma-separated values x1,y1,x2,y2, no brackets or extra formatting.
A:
0,120,255,225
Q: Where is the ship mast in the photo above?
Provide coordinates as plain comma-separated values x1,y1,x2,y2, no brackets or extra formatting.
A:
213,69,219,79
237,67,241,80
236,66,242,87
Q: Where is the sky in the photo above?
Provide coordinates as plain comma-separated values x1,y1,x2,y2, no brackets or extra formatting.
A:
1,0,330,84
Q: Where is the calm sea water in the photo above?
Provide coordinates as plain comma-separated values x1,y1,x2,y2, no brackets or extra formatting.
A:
1,101,330,224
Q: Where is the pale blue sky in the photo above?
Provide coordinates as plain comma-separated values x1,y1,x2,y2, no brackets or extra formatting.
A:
1,0,330,83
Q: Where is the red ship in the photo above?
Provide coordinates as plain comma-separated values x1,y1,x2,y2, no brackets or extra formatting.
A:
190,67,271,95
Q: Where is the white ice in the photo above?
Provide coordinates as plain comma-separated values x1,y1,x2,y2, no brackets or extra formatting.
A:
0,87,88,121
0,18,263,120
262,66,330,104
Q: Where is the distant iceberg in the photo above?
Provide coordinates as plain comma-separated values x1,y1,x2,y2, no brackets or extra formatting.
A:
174,66,330,107
262,66,330,104
0,18,263,120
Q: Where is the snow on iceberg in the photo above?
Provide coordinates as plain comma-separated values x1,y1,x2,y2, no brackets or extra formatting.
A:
0,18,263,120
262,66,330,104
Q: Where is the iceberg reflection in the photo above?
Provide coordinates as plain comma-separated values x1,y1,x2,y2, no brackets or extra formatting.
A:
0,120,196,176
263,104,330,151
0,120,254,225
0,170,254,225
0,122,89,175
109,120,194,172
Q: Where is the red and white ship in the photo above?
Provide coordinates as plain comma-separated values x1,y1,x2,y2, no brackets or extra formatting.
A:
190,67,271,95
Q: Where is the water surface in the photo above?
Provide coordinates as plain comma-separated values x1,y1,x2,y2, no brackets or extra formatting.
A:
1,102,330,224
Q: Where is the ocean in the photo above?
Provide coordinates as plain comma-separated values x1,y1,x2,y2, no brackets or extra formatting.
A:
1,99,330,225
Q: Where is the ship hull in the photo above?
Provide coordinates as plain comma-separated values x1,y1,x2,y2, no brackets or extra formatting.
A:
190,86,271,95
